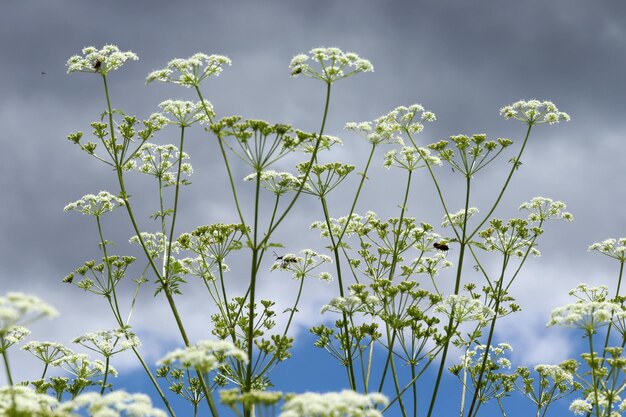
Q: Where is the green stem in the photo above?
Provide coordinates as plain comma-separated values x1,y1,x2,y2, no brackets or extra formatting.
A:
259,82,332,246
336,143,377,244
588,331,600,417
426,175,472,417
244,172,263,417
378,331,397,392
465,262,507,417
164,126,186,288
132,346,177,417
389,349,408,417
320,196,357,389
100,75,217,417
95,216,124,323
1,347,13,385
467,124,534,241
377,169,413,392
601,262,625,362
195,87,250,241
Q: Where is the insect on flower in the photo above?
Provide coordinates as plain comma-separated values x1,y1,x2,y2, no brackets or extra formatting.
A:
433,242,449,252
93,60,102,71
273,251,298,268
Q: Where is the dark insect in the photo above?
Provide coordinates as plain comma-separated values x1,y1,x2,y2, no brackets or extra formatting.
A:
41,71,46,75
290,67,303,76
93,60,102,71
273,251,298,268
433,242,449,252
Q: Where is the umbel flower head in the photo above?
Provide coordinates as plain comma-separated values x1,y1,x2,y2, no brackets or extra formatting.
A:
0,385,60,417
500,100,570,125
346,104,436,145
278,390,388,417
289,47,373,84
64,191,125,217
588,238,626,263
147,53,231,87
548,284,626,332
158,339,248,373
0,292,58,332
67,44,138,75
57,391,167,417
157,99,214,126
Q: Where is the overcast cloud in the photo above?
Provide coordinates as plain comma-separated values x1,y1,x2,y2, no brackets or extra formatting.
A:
1,0,625,390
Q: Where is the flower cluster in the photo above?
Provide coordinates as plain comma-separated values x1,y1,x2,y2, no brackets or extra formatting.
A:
548,284,626,331
345,104,436,145
129,232,181,259
210,117,309,170
67,44,138,75
0,292,58,332
588,238,626,263
434,294,494,325
158,99,214,126
477,218,541,257
177,223,248,262
73,328,141,357
147,53,231,87
158,339,248,373
515,363,580,413
383,146,441,171
289,47,373,83
500,100,570,125
0,326,30,353
427,134,513,176
321,294,378,315
0,386,59,416
64,191,125,216
22,341,74,365
53,352,118,380
244,170,306,195
58,391,167,417
278,390,388,417
519,196,573,222
130,143,192,186
62,255,136,295
270,249,333,281
442,207,479,228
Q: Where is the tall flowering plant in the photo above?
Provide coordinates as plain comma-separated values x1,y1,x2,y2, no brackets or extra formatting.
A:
1,43,624,417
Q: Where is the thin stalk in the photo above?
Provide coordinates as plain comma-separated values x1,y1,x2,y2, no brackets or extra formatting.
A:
131,346,177,417
244,172,262,417
336,143,377,243
260,82,332,245
426,175,472,417
376,169,413,391
467,124,534,241
465,262,508,417
164,126,186,286
389,351,409,417
588,332,600,417
100,356,111,394
382,356,437,412
410,363,417,417
1,348,13,385
101,75,218,417
195,87,250,241
320,196,357,389
95,216,124,322
255,275,308,378
378,331,397,392
601,262,625,361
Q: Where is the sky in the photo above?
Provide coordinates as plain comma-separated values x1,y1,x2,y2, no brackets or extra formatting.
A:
1,0,626,416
